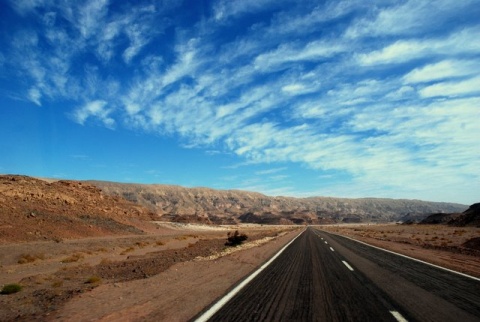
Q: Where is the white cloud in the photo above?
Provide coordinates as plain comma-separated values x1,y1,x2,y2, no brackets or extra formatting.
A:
419,76,480,98
77,0,110,39
404,60,480,83
254,40,345,70
73,100,115,128
358,27,480,65
255,167,287,175
213,0,281,21
28,87,42,105
346,0,478,38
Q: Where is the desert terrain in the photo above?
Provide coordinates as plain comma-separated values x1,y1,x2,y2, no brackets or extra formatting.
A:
1,175,479,321
0,222,300,321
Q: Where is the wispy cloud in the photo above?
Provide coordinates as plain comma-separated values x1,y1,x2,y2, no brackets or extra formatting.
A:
2,0,479,203
73,100,115,129
403,60,480,83
255,167,287,175
419,76,480,98
358,27,480,66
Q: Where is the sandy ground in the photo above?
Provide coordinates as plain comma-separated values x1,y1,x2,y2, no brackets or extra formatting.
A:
0,224,300,321
1,223,479,321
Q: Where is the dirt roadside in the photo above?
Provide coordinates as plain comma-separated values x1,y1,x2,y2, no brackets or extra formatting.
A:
0,226,300,321
47,228,301,322
2,223,479,321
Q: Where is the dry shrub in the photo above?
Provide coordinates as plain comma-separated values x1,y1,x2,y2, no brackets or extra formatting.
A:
85,276,102,284
18,253,44,264
225,230,248,247
51,281,63,288
120,247,135,255
155,240,165,246
61,253,84,263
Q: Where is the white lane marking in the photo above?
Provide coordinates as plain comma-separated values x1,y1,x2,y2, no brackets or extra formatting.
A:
329,247,334,252
194,230,305,322
321,237,323,240
342,260,354,271
324,241,328,244
324,231,480,282
390,310,408,322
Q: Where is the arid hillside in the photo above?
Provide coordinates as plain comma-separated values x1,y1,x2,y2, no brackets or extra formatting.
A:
0,175,156,242
421,203,480,227
88,180,467,224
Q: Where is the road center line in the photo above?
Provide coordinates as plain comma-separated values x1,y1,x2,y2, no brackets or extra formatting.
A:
324,241,328,244
390,310,408,322
194,230,305,322
342,260,354,271
323,230,480,281
329,247,334,252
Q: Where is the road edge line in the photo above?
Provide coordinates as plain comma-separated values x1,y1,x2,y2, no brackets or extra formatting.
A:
194,229,305,322
322,230,480,282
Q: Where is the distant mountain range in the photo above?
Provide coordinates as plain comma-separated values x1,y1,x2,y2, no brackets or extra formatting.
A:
87,180,468,225
2,174,472,243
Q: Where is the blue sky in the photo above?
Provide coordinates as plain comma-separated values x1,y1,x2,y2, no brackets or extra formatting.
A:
0,0,479,204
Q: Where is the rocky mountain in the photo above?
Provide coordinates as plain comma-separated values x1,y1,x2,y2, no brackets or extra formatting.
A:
421,203,480,227
87,180,468,225
0,175,156,242
450,203,480,227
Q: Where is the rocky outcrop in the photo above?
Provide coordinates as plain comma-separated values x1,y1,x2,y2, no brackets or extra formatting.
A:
448,203,480,227
0,175,156,242
88,180,468,225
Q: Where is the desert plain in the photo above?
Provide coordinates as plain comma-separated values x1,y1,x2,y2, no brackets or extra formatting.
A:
1,222,479,321
0,175,478,321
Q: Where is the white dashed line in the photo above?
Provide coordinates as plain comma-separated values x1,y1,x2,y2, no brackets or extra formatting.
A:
324,241,328,244
390,310,408,322
324,230,480,281
342,260,354,271
329,247,334,252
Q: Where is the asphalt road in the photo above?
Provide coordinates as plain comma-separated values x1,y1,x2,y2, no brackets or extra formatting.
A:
198,228,480,322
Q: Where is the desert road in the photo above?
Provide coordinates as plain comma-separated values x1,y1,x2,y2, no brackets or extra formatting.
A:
196,228,480,322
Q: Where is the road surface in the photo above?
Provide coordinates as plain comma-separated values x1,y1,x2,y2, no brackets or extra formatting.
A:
197,228,480,322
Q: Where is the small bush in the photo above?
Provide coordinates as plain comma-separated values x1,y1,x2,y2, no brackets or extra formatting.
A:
1,284,22,295
61,253,84,263
51,281,63,288
18,253,44,264
225,230,248,247
120,247,135,255
85,276,102,284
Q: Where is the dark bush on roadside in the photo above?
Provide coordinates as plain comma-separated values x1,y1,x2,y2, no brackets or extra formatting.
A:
1,283,22,295
225,230,248,246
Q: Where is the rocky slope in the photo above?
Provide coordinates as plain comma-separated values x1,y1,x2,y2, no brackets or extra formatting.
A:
0,175,157,242
88,180,468,225
421,203,480,227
